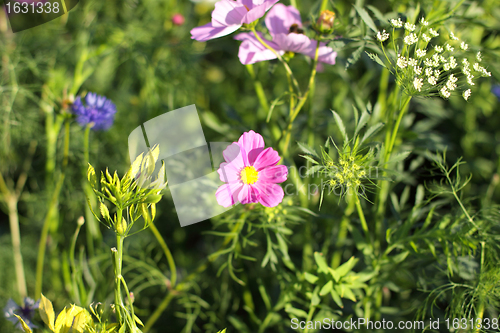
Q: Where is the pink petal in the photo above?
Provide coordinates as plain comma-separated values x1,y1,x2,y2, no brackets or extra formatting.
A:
253,147,281,170
303,42,337,65
259,165,288,183
265,4,302,36
222,142,245,166
274,33,311,53
191,22,241,41
238,183,260,204
237,130,266,165
217,162,242,183
212,0,248,27
254,182,285,207
240,0,279,11
242,4,267,24
216,182,243,207
234,32,282,64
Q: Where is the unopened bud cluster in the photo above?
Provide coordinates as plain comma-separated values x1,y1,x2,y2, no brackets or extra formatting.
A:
324,155,367,195
376,17,491,100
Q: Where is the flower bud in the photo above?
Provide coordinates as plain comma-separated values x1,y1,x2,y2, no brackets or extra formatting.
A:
116,217,128,236
77,216,85,226
316,10,335,34
172,13,185,26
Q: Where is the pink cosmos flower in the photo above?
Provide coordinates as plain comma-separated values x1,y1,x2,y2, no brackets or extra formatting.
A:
190,0,279,41
216,130,288,208
234,4,337,65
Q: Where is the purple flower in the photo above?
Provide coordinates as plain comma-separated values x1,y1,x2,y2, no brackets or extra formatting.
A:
234,4,337,65
71,93,117,131
3,297,39,330
492,85,500,101
216,130,288,208
190,0,279,41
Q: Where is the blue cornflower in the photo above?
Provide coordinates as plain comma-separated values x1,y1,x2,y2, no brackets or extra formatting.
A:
71,92,117,130
492,85,500,101
3,297,39,330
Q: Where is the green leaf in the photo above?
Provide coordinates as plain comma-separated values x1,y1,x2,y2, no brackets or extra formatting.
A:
342,286,357,302
314,252,329,274
300,154,319,165
13,315,33,333
346,42,365,69
335,256,358,278
387,151,411,164
319,280,333,296
330,289,344,308
39,294,55,331
353,4,378,32
285,305,308,319
366,52,387,68
297,142,319,158
354,110,371,138
360,123,384,145
87,164,97,188
217,330,227,333
304,272,319,284
100,202,110,221
134,314,144,327
331,111,348,143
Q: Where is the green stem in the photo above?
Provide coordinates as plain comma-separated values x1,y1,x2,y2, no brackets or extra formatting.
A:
149,222,177,287
474,241,486,333
303,305,317,333
354,194,369,242
70,219,84,305
82,124,100,267
251,28,301,95
282,40,321,157
35,119,70,297
114,212,124,325
143,293,175,333
245,64,269,113
385,96,412,162
320,0,329,11
7,197,27,300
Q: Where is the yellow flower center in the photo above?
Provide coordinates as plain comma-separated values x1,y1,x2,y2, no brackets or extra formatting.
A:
240,166,259,185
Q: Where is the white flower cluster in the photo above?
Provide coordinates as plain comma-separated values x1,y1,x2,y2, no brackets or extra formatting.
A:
375,17,491,101
377,30,390,42
404,22,416,32
404,33,418,45
391,18,403,28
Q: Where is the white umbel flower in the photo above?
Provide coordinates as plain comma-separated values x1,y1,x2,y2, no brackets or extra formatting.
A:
416,49,427,58
446,44,454,52
446,74,458,91
422,34,431,42
397,55,408,68
413,77,424,91
429,28,439,37
377,30,390,42
440,86,451,98
450,32,459,40
463,89,471,101
476,52,482,62
408,58,417,67
404,22,416,31
404,33,418,45
428,76,437,85
420,18,429,26
460,42,468,50
434,45,444,53
414,66,423,75
391,18,403,28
